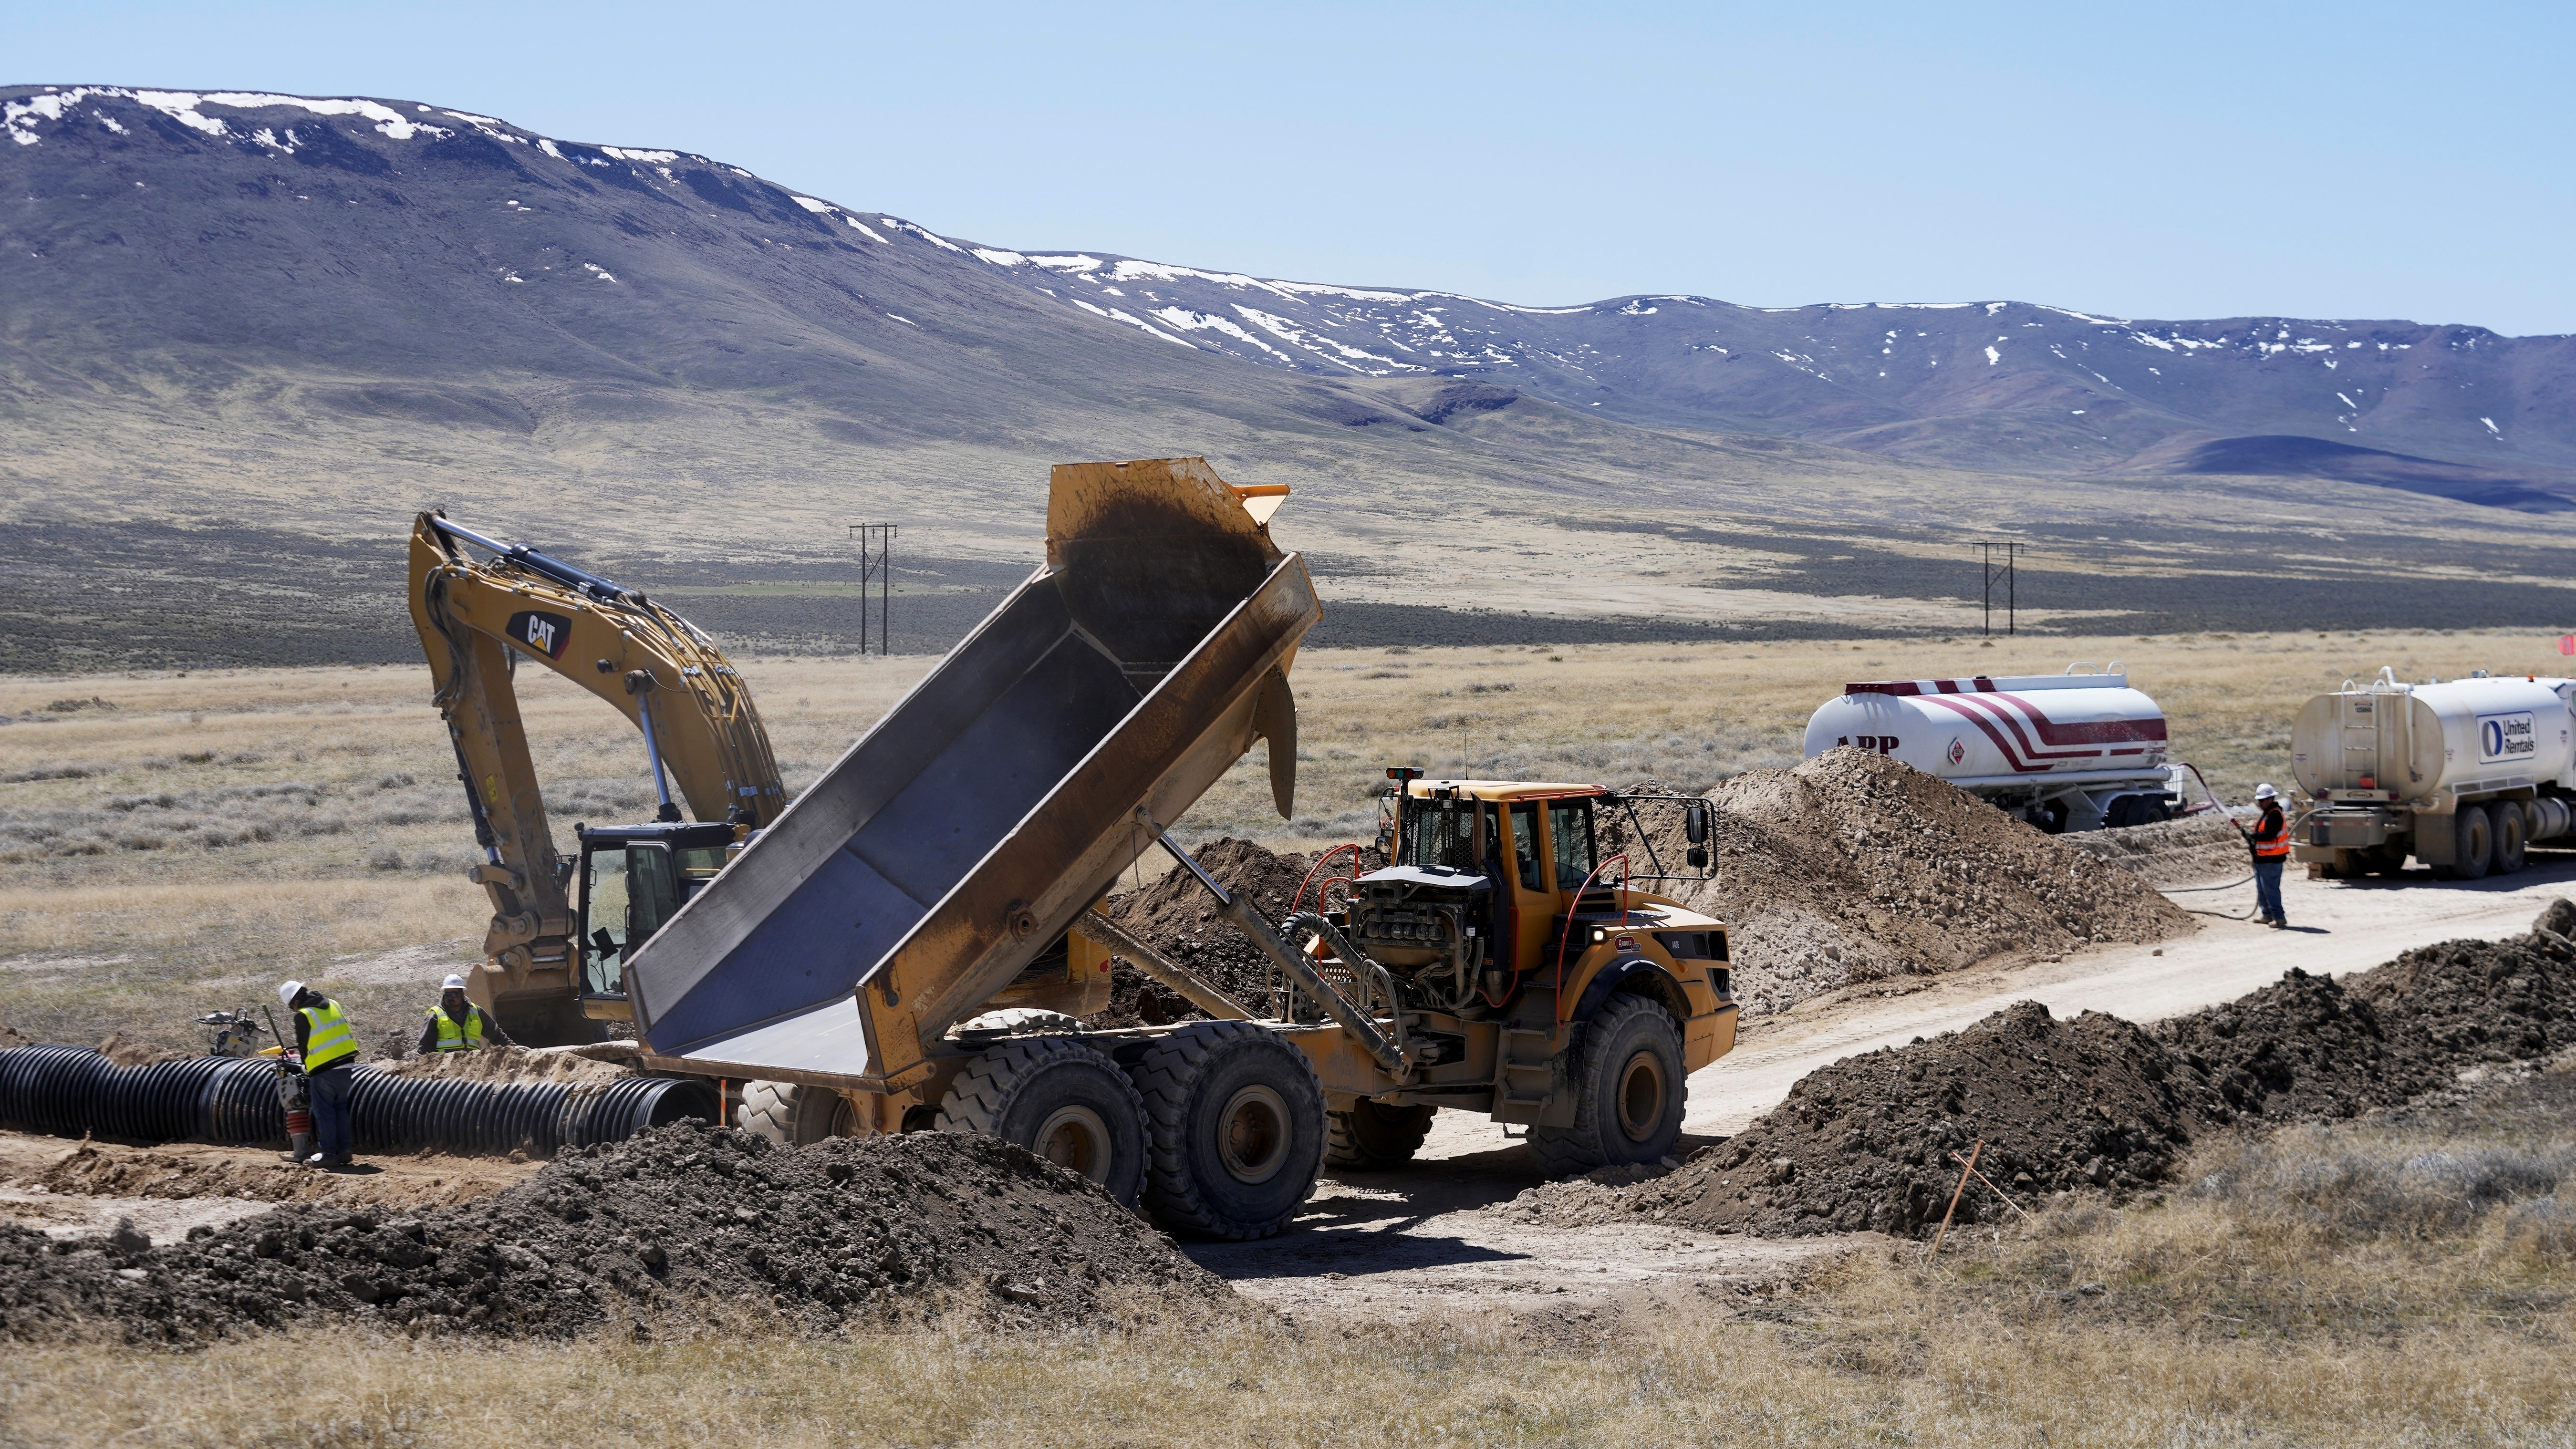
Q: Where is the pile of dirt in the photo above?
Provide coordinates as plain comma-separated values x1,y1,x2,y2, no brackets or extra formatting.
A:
1088,839,1381,1027
1517,1002,2221,1237
1603,751,2192,1016
93,1034,190,1069
2156,899,2576,1122
2063,811,2252,888
23,1140,527,1211
378,1045,632,1087
1505,900,2576,1240
0,1122,1237,1345
0,1019,30,1051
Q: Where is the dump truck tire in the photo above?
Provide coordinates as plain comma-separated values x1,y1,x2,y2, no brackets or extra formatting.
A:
1527,994,1685,1177
936,1037,1148,1207
1130,1021,1325,1240
951,1009,1085,1037
1323,1099,1435,1171
738,1081,854,1145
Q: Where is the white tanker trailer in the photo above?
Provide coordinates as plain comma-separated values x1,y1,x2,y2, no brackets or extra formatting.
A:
2292,668,2576,879
1802,664,2178,832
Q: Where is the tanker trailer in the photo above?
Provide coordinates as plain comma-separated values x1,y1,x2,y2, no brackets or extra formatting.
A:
1801,664,2176,832
2291,668,2576,879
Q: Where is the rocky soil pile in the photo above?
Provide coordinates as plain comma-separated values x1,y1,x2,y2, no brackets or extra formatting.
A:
2063,811,2251,889
1540,1002,2222,1237
1603,750,2192,1015
1505,900,2576,1239
1089,839,1381,1027
378,1044,631,1087
2158,898,2576,1121
0,1123,1236,1345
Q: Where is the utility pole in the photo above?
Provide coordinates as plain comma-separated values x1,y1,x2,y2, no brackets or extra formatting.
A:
1978,541,2020,638
847,523,897,656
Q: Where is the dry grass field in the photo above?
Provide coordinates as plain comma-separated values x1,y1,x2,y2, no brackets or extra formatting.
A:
4,628,2565,1048
6,1063,2573,1446
9,635,2576,1444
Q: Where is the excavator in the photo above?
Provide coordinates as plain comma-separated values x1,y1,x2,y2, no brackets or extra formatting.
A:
405,513,1109,1056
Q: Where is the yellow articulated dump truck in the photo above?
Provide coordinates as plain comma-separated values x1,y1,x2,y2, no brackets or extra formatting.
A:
535,457,1739,1241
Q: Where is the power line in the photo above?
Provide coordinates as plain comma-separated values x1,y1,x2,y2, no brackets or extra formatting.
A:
1977,541,2019,637
847,523,897,656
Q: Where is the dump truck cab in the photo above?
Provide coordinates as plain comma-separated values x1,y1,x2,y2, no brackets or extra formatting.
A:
1269,774,1736,1176
1364,776,1733,1026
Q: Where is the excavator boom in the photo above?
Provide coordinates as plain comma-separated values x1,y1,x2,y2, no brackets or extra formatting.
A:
407,513,787,1040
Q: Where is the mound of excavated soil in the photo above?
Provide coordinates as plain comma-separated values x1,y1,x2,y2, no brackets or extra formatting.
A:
2064,812,2251,889
93,1034,191,1069
0,1019,27,1052
0,1123,1237,1346
1538,1002,2221,1237
24,1139,531,1212
378,1045,631,1087
1601,751,2192,1016
1506,900,2576,1239
2156,899,2576,1122
1089,839,1383,1027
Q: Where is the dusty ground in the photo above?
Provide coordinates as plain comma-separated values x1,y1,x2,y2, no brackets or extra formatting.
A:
0,1133,539,1244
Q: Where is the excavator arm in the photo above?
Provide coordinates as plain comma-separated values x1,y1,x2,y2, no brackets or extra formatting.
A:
407,511,786,1040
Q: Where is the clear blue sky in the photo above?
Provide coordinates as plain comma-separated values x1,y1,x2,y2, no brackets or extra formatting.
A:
17,1,2572,333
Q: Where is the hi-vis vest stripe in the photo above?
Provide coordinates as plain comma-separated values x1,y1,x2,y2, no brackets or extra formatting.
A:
300,1001,358,1070
2252,811,2293,859
427,1004,485,1051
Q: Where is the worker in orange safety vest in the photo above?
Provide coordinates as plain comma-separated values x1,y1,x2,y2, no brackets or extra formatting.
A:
2246,783,2293,928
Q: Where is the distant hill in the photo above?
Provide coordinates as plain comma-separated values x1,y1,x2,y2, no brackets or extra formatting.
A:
5,83,2576,669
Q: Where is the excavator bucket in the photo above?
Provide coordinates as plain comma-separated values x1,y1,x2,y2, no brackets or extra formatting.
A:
625,458,1319,1093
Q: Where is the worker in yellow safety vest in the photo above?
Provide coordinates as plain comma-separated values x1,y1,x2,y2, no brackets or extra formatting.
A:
2246,783,2294,929
418,973,516,1056
278,980,360,1168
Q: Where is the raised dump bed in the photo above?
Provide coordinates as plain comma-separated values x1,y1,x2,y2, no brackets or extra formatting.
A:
627,459,1318,1097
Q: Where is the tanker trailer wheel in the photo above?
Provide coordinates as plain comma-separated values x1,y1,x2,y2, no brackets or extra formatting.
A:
1324,1098,1436,1171
1129,1021,1326,1240
2494,803,2529,874
1527,994,1685,1178
935,1037,1148,1207
738,1081,859,1145
2437,805,2494,881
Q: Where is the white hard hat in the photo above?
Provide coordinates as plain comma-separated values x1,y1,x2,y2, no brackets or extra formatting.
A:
277,980,304,1007
442,974,467,991
2254,783,2279,801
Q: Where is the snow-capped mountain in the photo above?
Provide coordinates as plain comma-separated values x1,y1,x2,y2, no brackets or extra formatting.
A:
6,83,2575,504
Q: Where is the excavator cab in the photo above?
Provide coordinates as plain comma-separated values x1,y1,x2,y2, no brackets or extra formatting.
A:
573,822,736,1000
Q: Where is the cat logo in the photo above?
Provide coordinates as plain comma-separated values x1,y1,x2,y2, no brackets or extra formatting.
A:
1946,737,1967,766
507,609,573,661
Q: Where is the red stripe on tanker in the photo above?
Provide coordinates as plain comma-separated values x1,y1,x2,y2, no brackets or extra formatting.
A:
1803,668,2171,783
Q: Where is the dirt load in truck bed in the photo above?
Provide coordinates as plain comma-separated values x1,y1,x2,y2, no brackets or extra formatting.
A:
0,1123,1239,1345
1088,838,1383,1027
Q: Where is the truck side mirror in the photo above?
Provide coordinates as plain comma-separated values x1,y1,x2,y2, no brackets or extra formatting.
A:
1687,846,1709,869
1684,801,1710,844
